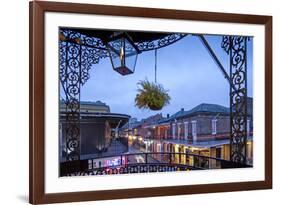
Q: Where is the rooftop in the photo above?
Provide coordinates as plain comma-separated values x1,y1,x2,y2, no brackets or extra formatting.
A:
159,103,230,124
189,103,230,114
60,100,108,106
79,100,108,106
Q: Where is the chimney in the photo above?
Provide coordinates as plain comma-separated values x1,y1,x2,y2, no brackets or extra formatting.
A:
167,114,170,118
181,108,184,112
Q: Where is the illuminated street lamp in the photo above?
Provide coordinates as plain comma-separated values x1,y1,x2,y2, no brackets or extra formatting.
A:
106,32,141,75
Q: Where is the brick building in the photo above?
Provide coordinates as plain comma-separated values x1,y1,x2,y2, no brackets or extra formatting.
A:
124,98,253,165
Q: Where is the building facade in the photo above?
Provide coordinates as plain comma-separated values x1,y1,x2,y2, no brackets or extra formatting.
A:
124,98,253,166
60,101,130,164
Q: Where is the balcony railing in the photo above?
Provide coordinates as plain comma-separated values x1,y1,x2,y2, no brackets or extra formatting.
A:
60,152,252,176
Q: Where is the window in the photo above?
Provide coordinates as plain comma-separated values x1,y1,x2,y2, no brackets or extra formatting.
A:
216,147,222,166
184,122,188,140
216,147,222,158
212,119,217,135
157,143,161,152
192,120,197,141
177,123,181,139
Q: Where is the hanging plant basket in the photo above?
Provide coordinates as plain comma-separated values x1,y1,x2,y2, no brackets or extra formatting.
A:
135,79,171,110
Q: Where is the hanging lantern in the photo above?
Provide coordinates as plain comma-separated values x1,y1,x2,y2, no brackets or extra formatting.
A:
106,32,141,75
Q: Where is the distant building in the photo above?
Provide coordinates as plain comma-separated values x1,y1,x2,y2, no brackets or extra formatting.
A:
60,100,110,113
120,113,164,138
122,97,253,165
156,103,232,141
60,100,130,163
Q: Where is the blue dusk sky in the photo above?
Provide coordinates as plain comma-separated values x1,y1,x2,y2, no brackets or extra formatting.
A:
79,34,253,120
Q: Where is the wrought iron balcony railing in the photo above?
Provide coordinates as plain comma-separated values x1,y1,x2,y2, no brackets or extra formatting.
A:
60,152,252,176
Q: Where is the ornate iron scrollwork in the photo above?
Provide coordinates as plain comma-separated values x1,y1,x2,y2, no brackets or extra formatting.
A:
136,33,187,52
60,29,109,86
59,29,109,162
221,36,231,54
80,46,108,85
60,28,186,85
63,164,189,177
222,36,248,164
59,30,81,161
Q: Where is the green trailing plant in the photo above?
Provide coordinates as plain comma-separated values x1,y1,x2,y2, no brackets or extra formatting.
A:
135,79,171,110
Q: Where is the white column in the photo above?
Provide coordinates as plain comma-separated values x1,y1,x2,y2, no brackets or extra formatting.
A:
212,119,217,135
145,141,148,152
184,122,189,140
59,123,63,159
172,123,176,139
247,119,250,137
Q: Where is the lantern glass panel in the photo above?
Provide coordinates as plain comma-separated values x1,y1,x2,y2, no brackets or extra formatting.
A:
124,38,138,73
107,38,124,70
107,35,138,75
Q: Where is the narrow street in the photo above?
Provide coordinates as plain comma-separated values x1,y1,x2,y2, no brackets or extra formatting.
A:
126,145,160,164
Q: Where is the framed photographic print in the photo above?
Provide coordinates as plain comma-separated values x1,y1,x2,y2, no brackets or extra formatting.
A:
29,1,272,204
